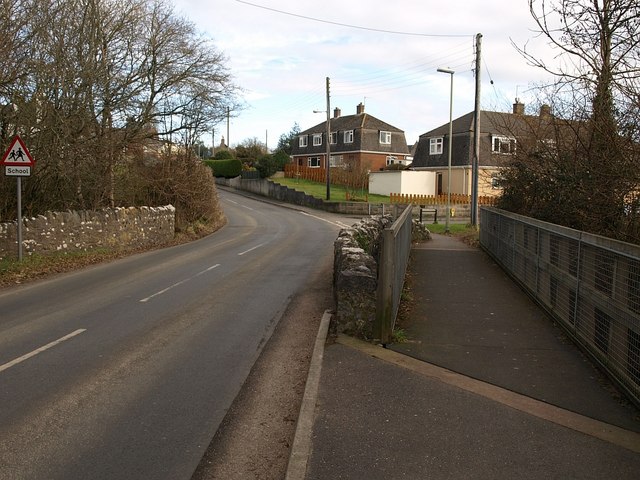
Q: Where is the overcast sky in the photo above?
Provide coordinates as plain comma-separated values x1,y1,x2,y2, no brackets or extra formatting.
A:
172,0,556,149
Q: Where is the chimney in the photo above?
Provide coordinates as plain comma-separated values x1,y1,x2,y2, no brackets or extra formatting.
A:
513,99,525,115
539,104,552,118
356,102,365,115
334,107,341,118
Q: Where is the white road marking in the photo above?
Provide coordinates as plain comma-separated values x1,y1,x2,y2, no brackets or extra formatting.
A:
238,243,266,256
299,211,351,229
0,329,86,374
139,264,221,303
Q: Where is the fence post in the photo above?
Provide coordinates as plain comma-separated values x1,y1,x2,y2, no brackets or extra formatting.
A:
375,228,394,344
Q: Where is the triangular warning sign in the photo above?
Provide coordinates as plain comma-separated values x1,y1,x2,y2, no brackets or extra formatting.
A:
1,135,35,166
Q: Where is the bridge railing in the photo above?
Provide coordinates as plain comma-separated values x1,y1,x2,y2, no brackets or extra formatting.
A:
480,206,640,407
374,205,413,345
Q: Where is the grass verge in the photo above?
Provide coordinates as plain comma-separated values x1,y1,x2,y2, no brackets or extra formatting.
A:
0,219,224,289
270,177,390,203
425,222,480,247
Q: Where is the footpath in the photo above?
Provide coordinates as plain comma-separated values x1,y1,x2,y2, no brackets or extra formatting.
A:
287,233,640,480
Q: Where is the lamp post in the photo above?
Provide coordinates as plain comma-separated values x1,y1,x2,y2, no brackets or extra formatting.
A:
437,67,454,234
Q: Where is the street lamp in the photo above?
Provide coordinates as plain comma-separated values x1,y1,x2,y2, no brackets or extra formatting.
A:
437,67,454,234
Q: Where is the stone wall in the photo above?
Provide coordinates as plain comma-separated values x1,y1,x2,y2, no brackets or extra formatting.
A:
333,215,392,339
0,205,175,260
215,177,390,215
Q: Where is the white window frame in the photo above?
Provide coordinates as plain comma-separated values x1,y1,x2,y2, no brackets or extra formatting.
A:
308,156,321,168
344,130,354,143
429,137,443,155
379,131,391,145
492,135,516,154
313,133,322,146
330,154,344,167
299,135,308,147
386,155,397,166
330,131,338,144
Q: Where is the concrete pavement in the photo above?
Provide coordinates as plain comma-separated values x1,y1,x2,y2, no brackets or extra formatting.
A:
288,233,640,479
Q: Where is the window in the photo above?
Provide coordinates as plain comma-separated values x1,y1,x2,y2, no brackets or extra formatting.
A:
299,135,308,147
330,131,337,144
308,157,320,168
386,156,397,166
379,131,391,144
492,135,516,154
429,137,443,155
330,155,344,167
313,134,322,146
491,174,503,189
344,130,354,143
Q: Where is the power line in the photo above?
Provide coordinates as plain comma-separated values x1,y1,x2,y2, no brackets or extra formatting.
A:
236,0,473,38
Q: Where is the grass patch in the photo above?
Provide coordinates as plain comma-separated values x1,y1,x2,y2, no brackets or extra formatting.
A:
0,249,123,288
270,177,390,203
0,218,225,289
426,222,480,247
391,328,408,343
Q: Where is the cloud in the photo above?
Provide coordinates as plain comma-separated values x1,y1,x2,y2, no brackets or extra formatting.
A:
173,0,557,147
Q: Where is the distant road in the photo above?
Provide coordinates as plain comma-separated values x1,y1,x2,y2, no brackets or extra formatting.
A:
0,189,345,479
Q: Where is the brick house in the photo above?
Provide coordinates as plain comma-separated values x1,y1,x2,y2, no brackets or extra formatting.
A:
411,101,557,196
290,103,410,172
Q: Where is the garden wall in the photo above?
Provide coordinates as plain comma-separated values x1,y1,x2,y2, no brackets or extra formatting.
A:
0,205,175,260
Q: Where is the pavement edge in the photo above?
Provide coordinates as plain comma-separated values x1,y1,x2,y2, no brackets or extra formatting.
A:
284,309,332,480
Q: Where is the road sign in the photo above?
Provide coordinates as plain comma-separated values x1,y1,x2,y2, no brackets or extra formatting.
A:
5,165,31,176
1,135,35,167
1,135,35,261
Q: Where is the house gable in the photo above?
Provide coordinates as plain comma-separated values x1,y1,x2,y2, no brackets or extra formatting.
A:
291,103,410,171
412,104,561,170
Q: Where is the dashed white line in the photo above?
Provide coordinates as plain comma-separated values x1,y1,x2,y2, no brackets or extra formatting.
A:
238,243,266,256
140,264,220,303
0,329,87,374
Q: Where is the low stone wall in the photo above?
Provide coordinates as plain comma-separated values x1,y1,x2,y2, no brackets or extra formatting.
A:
0,205,175,260
215,177,389,215
333,215,392,339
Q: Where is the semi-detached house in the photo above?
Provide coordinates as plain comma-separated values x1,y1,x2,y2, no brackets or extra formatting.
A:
290,103,411,172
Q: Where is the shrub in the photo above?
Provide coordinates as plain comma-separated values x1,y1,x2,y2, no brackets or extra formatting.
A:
204,158,242,178
213,150,235,160
255,151,290,178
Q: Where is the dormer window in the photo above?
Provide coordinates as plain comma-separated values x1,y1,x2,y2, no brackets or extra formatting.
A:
299,135,308,147
330,131,337,144
379,131,391,144
313,134,322,146
344,130,354,143
429,137,443,155
492,135,516,154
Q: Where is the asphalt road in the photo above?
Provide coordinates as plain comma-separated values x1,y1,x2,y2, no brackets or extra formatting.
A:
0,189,346,480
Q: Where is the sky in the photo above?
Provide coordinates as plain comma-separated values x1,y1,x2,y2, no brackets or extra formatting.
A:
171,0,557,149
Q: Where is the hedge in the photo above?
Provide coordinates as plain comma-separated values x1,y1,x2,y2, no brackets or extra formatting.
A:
204,158,242,178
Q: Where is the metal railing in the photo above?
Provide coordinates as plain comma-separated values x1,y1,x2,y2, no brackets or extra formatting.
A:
480,206,640,407
375,205,413,344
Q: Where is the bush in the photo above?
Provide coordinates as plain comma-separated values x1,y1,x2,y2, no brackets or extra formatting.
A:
213,149,235,160
204,158,242,178
255,151,290,178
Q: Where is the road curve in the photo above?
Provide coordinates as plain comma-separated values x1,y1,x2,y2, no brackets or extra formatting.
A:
0,189,343,480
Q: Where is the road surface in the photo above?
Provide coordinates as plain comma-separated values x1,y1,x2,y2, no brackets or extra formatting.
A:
0,189,347,479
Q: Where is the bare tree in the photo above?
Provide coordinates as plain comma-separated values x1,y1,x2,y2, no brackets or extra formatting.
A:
0,0,239,225
503,0,640,242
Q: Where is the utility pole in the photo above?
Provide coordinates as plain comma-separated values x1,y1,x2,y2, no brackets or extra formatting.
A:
471,33,482,227
226,107,230,147
325,77,331,201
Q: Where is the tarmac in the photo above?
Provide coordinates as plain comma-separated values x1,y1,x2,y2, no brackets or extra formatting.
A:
286,233,640,480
